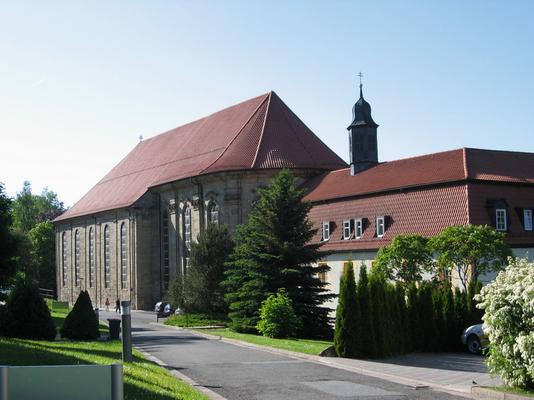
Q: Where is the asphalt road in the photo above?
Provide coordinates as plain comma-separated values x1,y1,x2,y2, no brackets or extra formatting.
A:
101,310,466,400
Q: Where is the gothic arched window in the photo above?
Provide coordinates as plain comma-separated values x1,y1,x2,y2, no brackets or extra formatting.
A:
104,225,110,288
162,211,170,290
120,223,127,289
183,206,191,270
89,227,95,288
208,201,219,225
62,232,68,287
74,230,81,287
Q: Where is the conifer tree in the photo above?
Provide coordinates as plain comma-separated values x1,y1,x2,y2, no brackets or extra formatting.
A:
61,291,99,340
406,283,419,351
453,286,467,350
441,280,456,351
357,264,376,357
369,273,387,357
394,284,408,355
334,261,361,357
418,282,437,352
224,170,334,336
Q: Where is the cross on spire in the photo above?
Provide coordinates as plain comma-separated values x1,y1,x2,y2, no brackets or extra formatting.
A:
357,72,363,98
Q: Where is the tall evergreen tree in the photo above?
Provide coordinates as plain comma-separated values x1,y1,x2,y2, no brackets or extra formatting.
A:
441,279,456,351
334,261,361,357
224,170,334,336
406,283,420,351
357,264,376,357
369,273,387,357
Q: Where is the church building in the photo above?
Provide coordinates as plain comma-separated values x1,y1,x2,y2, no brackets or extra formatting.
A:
55,87,534,310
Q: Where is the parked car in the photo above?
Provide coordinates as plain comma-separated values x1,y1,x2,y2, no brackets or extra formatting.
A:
154,301,165,313
461,323,489,354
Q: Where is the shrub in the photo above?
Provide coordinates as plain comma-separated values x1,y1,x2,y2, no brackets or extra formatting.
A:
4,279,56,340
256,289,301,338
334,261,361,357
475,258,534,390
60,290,99,340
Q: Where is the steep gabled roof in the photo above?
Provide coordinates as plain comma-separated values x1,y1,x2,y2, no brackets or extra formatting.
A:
55,92,346,222
304,148,534,202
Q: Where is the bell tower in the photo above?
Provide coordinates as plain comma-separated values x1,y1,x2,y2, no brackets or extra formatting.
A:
348,74,379,175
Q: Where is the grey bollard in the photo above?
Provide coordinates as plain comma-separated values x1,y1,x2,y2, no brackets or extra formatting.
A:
0,366,7,400
121,301,132,362
111,363,123,400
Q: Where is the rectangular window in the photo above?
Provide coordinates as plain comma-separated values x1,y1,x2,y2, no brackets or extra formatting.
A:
376,216,385,238
343,220,351,240
524,209,533,231
355,218,363,239
322,221,330,241
496,209,507,231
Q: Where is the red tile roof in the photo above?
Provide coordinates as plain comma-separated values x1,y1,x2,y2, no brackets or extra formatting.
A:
56,92,346,222
309,184,469,251
304,148,534,202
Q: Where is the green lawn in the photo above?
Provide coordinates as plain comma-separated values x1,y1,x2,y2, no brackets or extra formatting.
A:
197,328,333,356
165,313,228,328
0,301,209,400
0,338,208,400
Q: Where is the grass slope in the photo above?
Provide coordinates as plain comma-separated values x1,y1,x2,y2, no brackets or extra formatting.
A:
198,328,332,356
0,301,208,400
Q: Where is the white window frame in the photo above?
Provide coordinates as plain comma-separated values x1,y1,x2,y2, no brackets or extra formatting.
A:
376,216,385,238
524,209,533,231
495,209,507,231
343,220,351,240
322,221,330,241
355,218,363,239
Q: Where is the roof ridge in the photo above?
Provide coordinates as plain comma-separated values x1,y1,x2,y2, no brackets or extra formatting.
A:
251,91,273,167
462,148,469,179
200,93,270,174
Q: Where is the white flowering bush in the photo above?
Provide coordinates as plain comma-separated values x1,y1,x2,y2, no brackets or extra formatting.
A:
475,258,534,389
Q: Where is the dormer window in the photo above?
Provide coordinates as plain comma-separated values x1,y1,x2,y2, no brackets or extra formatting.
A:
322,221,330,241
376,216,385,238
355,218,363,239
343,220,351,240
524,209,532,231
496,209,507,231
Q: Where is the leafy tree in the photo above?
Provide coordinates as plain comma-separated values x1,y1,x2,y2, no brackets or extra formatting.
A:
12,181,64,233
28,221,56,291
357,264,376,357
476,258,534,390
224,170,334,336
334,261,361,357
4,278,56,340
61,290,99,340
185,224,234,314
257,289,301,338
0,183,17,287
374,234,433,285
431,225,512,289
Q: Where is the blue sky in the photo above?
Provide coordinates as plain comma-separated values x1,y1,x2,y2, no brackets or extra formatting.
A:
1,1,533,206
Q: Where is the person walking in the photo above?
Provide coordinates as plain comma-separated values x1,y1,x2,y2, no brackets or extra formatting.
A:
105,298,110,311
115,298,121,313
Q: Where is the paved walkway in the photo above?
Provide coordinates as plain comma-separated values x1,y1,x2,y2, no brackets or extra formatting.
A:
101,310,497,399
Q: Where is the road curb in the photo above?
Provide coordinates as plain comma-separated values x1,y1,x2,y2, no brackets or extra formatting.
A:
472,386,533,400
157,323,473,399
134,346,229,400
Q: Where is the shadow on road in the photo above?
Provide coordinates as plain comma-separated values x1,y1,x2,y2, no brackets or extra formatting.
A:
371,353,488,373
